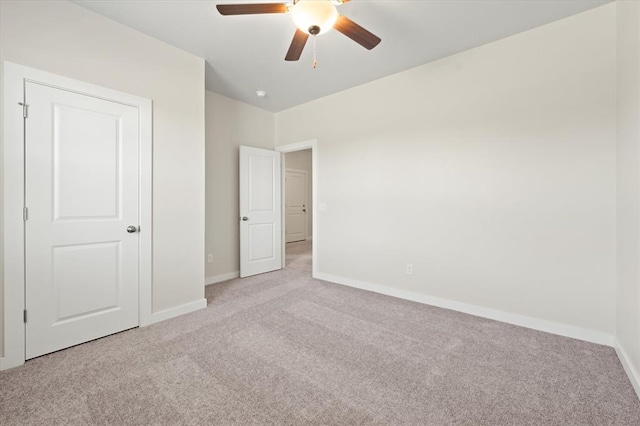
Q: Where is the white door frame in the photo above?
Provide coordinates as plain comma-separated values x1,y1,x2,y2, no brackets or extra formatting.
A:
276,140,317,277
1,62,153,370
285,168,308,243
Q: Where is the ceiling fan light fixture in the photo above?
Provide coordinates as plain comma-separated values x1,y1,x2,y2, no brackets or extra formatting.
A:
290,0,339,36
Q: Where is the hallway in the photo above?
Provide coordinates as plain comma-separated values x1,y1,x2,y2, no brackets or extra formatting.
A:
285,240,312,273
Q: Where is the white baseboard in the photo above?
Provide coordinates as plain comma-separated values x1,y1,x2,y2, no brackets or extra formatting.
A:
1,299,207,370
314,272,614,347
615,342,640,400
149,298,207,325
206,271,240,286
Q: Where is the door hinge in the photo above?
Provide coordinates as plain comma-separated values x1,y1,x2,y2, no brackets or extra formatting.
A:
23,310,27,323
23,207,28,221
18,102,29,119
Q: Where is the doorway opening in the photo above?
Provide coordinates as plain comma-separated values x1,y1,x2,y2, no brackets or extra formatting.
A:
284,150,312,273
277,140,317,277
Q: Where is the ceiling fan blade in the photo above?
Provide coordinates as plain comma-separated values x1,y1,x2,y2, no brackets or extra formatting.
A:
285,29,309,61
216,3,288,15
334,15,381,50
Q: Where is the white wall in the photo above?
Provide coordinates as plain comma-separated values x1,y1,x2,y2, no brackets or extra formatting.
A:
275,5,617,339
285,149,313,239
205,91,274,283
0,0,206,356
616,0,640,396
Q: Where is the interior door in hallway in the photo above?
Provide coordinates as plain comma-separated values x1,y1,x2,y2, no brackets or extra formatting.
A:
285,169,307,243
25,81,140,359
239,146,282,277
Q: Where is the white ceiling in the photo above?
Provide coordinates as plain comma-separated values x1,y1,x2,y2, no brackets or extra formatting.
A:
73,0,610,112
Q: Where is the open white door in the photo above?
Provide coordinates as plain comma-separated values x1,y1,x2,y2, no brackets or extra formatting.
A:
239,146,282,277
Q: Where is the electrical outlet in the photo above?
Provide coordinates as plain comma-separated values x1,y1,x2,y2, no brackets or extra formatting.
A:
207,253,213,263
405,263,413,275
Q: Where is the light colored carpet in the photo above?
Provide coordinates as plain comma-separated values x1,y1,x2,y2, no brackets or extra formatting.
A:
1,239,639,425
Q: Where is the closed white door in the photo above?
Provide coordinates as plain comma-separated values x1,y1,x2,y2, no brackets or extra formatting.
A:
285,169,307,243
25,82,140,359
239,146,282,278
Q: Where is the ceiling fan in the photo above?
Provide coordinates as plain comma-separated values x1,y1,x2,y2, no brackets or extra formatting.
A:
216,0,381,62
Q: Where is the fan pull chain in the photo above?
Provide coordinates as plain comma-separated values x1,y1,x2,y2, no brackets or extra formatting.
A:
313,36,317,69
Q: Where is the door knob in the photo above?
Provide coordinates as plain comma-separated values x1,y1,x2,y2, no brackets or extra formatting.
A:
126,225,138,233
241,216,249,221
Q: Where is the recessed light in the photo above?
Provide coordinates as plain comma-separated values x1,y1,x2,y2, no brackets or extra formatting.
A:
256,90,267,98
